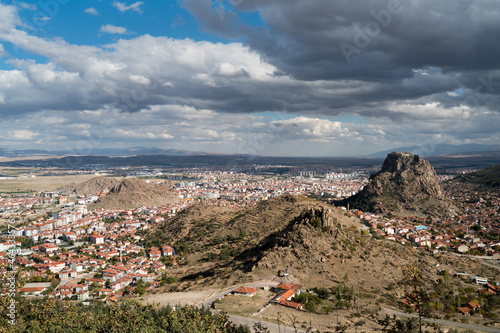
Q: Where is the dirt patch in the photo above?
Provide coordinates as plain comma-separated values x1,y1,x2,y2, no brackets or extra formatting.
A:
257,304,381,332
0,174,101,192
138,290,216,308
215,290,274,316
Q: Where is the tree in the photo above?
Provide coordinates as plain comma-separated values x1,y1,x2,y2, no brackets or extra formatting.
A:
233,325,251,333
292,292,322,313
400,261,435,333
443,270,450,288
344,272,349,283
252,322,270,333
313,287,331,299
161,275,176,284
134,279,146,295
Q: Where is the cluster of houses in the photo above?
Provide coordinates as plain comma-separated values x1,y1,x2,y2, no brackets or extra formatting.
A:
457,301,481,315
231,283,303,310
0,201,178,302
400,277,499,316
353,183,500,257
0,195,53,217
8,241,176,303
452,273,499,296
173,175,366,205
362,211,500,256
0,188,191,304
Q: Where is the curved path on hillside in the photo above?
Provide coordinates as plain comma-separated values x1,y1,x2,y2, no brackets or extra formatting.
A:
382,308,500,333
202,281,500,332
202,280,306,333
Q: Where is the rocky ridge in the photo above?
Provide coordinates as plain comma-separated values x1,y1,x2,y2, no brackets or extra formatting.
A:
90,177,179,209
341,152,458,216
61,176,120,195
144,195,495,295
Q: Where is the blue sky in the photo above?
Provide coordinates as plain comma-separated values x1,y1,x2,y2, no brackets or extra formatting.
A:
0,0,499,157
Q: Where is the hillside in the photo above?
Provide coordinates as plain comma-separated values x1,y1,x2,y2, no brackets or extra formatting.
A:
339,152,459,217
142,195,495,294
90,177,179,209
61,176,120,194
455,164,500,188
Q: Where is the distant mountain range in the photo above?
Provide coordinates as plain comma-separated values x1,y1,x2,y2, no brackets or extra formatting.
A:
2,144,499,159
0,147,210,158
369,144,500,158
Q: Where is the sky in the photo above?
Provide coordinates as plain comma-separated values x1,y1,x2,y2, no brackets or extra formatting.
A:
0,0,499,157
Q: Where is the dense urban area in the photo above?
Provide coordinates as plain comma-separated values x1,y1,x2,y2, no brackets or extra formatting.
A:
1,163,499,332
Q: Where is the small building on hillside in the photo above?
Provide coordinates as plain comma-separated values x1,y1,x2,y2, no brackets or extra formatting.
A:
232,286,257,297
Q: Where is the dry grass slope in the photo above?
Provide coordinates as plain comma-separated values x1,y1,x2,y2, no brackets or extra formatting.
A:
144,195,497,295
60,176,120,194
90,177,179,209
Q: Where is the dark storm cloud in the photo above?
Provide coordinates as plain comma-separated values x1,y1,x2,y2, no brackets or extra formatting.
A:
234,0,499,78
177,0,500,117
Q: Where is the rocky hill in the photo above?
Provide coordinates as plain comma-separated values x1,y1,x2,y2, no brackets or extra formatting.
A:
90,177,179,209
142,195,494,294
61,176,120,195
339,152,459,217
454,164,500,188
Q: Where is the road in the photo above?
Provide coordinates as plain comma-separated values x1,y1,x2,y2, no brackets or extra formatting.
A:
480,259,500,270
382,308,500,333
202,280,306,333
228,314,306,333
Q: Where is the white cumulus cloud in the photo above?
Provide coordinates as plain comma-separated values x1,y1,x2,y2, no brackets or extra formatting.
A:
100,24,128,35
113,1,144,13
84,7,99,15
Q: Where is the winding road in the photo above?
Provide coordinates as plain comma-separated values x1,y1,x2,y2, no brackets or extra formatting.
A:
201,280,500,332
202,280,306,333
382,308,500,333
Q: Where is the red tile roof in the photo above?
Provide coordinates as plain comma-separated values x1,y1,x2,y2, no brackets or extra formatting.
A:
233,286,257,295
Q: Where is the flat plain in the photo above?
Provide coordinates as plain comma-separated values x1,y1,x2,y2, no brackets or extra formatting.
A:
0,174,103,192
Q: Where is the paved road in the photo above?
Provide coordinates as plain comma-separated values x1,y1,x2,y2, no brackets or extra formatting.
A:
383,308,500,333
202,280,306,333
480,259,500,270
228,314,306,333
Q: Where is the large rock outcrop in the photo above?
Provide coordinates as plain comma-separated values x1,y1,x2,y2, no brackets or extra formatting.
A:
341,152,458,216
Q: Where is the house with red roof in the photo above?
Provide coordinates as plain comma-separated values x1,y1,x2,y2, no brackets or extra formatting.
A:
232,286,257,297
99,289,113,297
38,243,59,254
161,245,174,256
148,247,161,261
467,301,480,311
77,289,89,301
458,307,471,315
20,286,46,295
278,300,302,310
90,234,105,244
271,288,297,303
59,269,77,280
